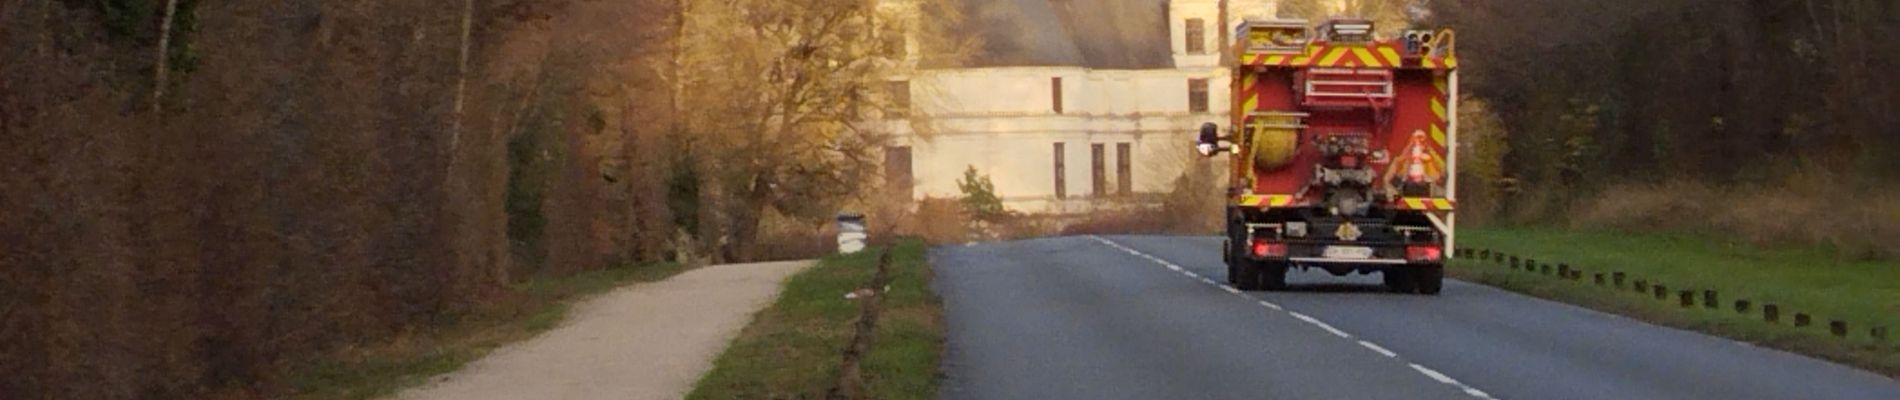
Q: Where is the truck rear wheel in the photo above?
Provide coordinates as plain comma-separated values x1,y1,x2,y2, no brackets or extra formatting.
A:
1383,269,1417,293
1260,262,1288,291
1232,260,1264,291
1415,265,1444,295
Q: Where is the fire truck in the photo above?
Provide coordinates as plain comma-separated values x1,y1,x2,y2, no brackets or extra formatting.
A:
1197,18,1459,294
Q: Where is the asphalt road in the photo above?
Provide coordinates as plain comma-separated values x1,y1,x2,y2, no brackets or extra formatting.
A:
933,235,1900,400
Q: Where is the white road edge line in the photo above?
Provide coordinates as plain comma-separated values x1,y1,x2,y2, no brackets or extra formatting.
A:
1464,388,1494,399
1287,312,1352,338
1358,340,1398,358
1409,363,1459,385
1088,235,1500,400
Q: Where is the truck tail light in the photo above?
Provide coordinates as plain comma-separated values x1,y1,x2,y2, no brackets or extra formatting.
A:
1406,245,1443,262
1251,240,1288,258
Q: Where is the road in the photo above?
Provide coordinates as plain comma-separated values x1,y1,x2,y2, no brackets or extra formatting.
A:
933,235,1900,400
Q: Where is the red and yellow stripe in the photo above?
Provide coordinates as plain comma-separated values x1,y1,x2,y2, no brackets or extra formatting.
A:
1246,43,1456,70
1238,194,1295,208
1429,75,1451,148
1396,197,1456,211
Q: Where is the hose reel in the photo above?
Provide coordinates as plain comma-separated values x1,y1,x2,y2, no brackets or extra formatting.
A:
1248,112,1306,171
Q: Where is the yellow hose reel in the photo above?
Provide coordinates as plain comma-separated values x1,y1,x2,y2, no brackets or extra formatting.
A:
1248,112,1305,171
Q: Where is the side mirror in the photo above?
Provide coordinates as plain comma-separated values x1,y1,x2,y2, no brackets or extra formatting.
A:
1196,122,1226,157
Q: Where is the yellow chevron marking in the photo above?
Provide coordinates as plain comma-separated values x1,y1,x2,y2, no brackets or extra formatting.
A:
1239,195,1295,208
1430,124,1447,147
1265,55,1286,65
1352,47,1383,68
1404,198,1426,209
1377,47,1403,67
1434,77,1449,94
1433,199,1454,209
1431,98,1447,120
1422,57,1438,69
1444,55,1458,68
1319,47,1351,67
1241,73,1258,113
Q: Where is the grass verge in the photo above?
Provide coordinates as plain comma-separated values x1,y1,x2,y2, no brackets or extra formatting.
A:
1452,226,1899,377
688,240,942,399
286,262,691,400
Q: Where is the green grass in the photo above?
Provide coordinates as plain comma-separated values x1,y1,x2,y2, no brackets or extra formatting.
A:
689,240,943,399
1452,226,1900,377
287,261,690,400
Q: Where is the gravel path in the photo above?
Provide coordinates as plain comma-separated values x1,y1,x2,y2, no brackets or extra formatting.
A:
395,260,813,400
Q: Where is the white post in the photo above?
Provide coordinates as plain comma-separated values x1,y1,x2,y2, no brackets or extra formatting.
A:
1445,69,1460,257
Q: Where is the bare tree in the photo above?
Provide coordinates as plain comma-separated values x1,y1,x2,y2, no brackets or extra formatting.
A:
151,0,182,113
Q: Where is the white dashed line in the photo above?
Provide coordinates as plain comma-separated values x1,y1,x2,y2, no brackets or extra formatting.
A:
1410,364,1459,384
1287,312,1352,338
1087,235,1499,400
1358,340,1398,358
1257,300,1283,311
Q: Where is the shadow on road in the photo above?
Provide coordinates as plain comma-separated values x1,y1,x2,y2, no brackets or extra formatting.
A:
1272,283,1398,294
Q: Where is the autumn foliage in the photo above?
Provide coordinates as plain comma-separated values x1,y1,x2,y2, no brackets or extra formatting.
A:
1431,0,1900,253
0,0,906,397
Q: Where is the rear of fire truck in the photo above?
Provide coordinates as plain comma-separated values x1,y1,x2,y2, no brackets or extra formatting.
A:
1197,18,1459,294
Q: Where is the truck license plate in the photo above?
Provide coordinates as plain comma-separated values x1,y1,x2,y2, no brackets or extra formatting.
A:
1323,246,1374,259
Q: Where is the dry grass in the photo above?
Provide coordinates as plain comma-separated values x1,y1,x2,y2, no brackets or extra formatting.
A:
1573,177,1900,260
688,241,940,399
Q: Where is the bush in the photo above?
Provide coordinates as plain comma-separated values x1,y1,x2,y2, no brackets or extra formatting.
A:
1572,178,1900,260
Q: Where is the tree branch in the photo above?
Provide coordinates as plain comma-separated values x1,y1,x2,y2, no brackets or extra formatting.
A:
151,0,182,114
448,0,475,172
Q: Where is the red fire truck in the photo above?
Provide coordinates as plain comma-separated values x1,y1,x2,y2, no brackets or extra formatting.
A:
1197,18,1459,294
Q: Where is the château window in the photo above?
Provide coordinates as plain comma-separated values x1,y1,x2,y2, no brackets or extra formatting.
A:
1052,77,1064,114
885,146,912,198
1189,78,1209,113
1186,18,1207,54
1053,142,1067,199
1117,143,1133,195
1092,143,1107,196
887,80,910,118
